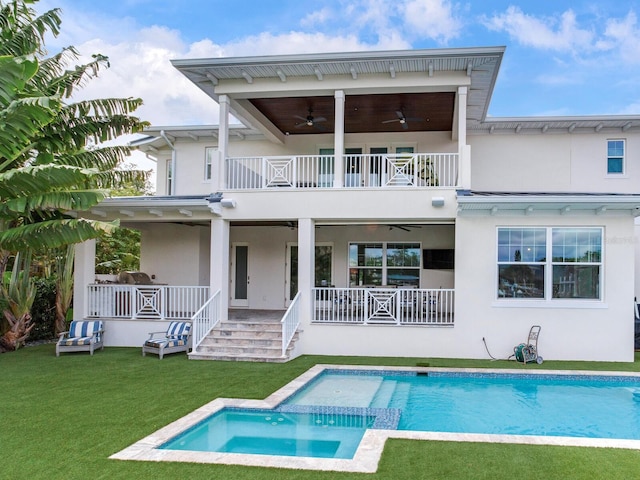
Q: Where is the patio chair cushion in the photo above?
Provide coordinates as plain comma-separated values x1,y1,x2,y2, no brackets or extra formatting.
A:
144,338,188,348
59,336,95,346
68,320,103,341
166,321,191,340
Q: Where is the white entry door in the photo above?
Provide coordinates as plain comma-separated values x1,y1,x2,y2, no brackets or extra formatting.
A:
230,243,249,307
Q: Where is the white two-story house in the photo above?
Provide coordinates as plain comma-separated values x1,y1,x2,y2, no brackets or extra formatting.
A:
72,46,640,362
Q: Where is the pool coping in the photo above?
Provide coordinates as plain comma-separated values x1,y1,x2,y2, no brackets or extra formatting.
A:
110,365,640,473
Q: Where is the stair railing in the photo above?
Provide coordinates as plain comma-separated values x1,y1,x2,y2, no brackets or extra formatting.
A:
281,291,301,356
191,289,221,351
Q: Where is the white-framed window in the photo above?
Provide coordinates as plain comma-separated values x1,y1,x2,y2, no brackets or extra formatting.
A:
166,159,173,195
497,227,602,301
204,147,216,181
349,242,421,287
607,139,625,175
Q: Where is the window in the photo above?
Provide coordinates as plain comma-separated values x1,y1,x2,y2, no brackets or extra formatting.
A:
204,147,216,180
166,159,173,195
349,242,420,287
551,228,601,299
497,227,602,301
607,139,625,174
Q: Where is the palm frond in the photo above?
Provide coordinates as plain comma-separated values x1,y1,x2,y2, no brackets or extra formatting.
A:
0,218,119,251
0,3,61,57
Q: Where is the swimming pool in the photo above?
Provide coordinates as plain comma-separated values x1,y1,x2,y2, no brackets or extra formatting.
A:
287,370,640,440
111,365,640,473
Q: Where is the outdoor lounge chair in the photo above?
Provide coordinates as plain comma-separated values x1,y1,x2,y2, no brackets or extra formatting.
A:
56,320,104,356
142,321,192,359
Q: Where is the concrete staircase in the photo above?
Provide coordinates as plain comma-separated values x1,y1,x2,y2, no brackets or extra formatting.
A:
189,310,299,362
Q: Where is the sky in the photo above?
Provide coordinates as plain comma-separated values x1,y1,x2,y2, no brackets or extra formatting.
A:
32,0,640,174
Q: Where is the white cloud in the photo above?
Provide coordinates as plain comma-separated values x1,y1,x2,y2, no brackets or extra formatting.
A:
402,0,463,43
483,6,594,53
300,7,333,28
600,11,640,64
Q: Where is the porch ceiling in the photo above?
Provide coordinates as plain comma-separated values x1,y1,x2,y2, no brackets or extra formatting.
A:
250,92,455,135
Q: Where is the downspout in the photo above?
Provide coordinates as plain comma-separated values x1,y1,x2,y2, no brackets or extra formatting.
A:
160,130,176,195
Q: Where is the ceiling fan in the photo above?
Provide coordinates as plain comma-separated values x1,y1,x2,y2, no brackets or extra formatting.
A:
294,108,327,129
382,110,422,130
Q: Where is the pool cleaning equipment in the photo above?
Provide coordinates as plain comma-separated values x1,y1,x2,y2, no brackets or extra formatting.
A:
514,325,543,364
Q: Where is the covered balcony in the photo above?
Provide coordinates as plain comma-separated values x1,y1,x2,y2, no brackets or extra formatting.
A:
225,152,458,190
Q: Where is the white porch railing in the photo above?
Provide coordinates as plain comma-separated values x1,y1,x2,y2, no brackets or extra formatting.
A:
312,287,454,325
87,285,210,320
191,289,221,351
281,291,302,356
225,153,458,190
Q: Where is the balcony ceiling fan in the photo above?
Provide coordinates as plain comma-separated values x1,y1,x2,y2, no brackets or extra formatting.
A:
382,110,423,130
294,108,327,129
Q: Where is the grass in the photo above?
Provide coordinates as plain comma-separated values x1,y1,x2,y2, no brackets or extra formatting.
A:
2,346,640,480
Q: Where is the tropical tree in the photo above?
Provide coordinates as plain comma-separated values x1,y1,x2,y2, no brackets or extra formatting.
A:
0,0,148,348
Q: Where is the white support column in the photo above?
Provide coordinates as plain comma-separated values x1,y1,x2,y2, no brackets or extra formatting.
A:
73,239,96,321
210,218,230,321
333,90,345,188
216,94,230,191
297,218,315,323
457,86,471,189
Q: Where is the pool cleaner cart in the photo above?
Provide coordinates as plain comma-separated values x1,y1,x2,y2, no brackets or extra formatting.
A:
514,325,543,364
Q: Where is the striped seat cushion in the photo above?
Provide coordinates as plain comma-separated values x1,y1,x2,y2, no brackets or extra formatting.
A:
144,338,187,349
166,321,191,341
68,321,103,341
61,337,95,346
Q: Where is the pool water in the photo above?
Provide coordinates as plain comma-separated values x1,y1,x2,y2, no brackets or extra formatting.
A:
160,409,376,459
287,371,640,440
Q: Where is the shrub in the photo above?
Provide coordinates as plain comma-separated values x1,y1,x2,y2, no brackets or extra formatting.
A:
30,277,57,341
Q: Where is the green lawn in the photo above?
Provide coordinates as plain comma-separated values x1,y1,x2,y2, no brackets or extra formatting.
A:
3,346,640,480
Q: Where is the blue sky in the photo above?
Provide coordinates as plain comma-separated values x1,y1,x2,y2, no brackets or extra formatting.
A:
36,0,640,126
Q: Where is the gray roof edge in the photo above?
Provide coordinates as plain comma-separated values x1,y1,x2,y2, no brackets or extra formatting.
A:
481,115,640,124
456,190,640,204
171,46,506,69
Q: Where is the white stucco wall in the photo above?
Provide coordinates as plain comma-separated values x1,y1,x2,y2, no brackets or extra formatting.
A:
139,223,209,286
469,132,640,194
453,214,635,362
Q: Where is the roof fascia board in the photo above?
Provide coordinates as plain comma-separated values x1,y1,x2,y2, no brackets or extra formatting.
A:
170,46,506,70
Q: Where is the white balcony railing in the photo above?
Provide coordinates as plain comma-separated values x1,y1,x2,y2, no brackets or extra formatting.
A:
312,287,454,325
87,285,210,320
225,153,458,190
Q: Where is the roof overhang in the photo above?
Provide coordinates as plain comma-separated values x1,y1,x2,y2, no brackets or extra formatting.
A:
469,115,640,135
457,191,640,217
77,194,226,222
171,47,505,138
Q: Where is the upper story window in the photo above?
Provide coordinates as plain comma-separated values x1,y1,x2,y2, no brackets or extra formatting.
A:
166,159,173,195
497,227,602,301
607,139,625,175
205,147,216,181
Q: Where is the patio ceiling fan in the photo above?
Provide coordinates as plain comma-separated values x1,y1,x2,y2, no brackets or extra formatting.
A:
382,110,423,130
294,108,327,129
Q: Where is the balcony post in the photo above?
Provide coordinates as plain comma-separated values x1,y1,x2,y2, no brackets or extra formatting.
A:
457,86,470,189
333,90,345,187
216,94,230,191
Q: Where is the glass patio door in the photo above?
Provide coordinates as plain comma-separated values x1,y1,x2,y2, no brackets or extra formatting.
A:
230,243,249,307
286,243,333,306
